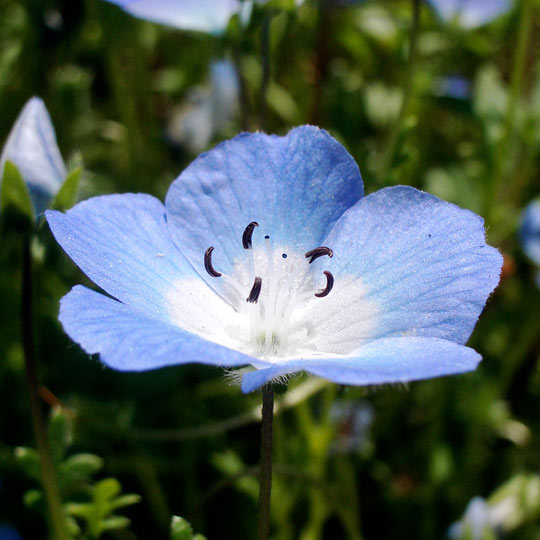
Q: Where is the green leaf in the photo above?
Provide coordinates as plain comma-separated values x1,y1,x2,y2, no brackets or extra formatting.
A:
50,168,81,211
65,515,81,537
94,478,122,502
59,453,104,485
109,493,142,511
48,407,73,465
98,515,131,532
23,489,43,508
14,446,41,480
170,516,194,540
1,160,35,225
65,502,91,519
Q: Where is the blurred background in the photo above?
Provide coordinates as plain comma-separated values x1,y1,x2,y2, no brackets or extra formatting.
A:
1,0,540,538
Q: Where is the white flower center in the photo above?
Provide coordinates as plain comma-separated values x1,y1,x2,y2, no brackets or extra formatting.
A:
166,223,380,364
204,222,335,360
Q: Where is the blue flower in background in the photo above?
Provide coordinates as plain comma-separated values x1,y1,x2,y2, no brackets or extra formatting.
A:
434,76,471,100
447,497,496,539
0,523,23,540
104,0,240,33
520,200,540,287
428,0,512,28
46,126,501,393
167,59,239,152
0,97,66,217
103,0,305,33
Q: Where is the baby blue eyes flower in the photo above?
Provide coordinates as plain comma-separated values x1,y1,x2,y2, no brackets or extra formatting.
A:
428,0,511,28
520,200,540,287
448,497,496,539
103,0,304,33
46,126,502,393
104,0,263,33
0,97,66,217
167,59,239,152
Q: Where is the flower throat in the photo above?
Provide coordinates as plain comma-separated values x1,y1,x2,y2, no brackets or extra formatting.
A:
204,222,334,358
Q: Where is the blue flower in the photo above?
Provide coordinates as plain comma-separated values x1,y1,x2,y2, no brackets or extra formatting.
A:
433,76,471,100
103,0,239,33
0,524,23,540
448,497,496,539
520,200,540,287
46,126,502,393
428,0,511,28
167,59,239,152
0,97,66,217
103,0,305,33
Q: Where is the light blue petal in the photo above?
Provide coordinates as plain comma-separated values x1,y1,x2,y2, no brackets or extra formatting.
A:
0,97,66,216
165,125,363,280
104,0,242,33
520,200,540,266
241,366,294,393
241,337,481,392
46,194,199,323
428,0,511,27
61,286,252,371
319,186,502,345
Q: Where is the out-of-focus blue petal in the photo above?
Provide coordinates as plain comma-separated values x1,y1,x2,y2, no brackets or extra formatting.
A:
104,0,242,33
320,186,502,346
428,0,511,28
165,126,363,280
241,337,481,392
0,524,23,540
210,60,239,131
60,286,252,370
434,76,471,99
0,97,66,216
166,59,239,153
520,200,540,266
46,194,199,322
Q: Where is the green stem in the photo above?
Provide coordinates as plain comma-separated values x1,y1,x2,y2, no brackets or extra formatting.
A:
377,0,421,184
489,0,533,216
259,14,272,131
257,386,274,540
21,238,69,540
309,0,333,125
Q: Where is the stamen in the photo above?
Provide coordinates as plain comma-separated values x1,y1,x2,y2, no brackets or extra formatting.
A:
204,247,222,277
246,276,263,304
315,271,334,298
305,246,333,264
242,222,259,249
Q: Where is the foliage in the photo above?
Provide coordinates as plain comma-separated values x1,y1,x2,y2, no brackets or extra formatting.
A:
15,408,140,538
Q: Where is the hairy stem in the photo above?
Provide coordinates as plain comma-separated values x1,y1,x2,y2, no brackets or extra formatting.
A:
21,237,69,540
257,386,274,540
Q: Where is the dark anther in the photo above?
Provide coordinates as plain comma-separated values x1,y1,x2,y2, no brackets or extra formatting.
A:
246,276,263,304
305,246,334,264
242,222,259,249
315,271,334,298
204,247,222,277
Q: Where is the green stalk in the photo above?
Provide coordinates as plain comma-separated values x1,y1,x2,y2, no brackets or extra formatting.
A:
490,0,533,215
257,386,275,540
377,0,421,184
21,237,69,540
259,14,272,131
